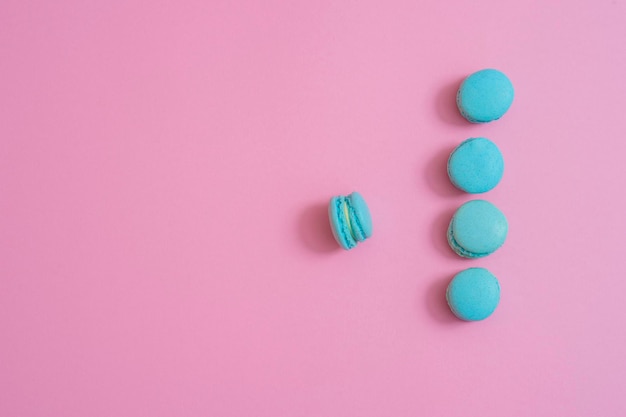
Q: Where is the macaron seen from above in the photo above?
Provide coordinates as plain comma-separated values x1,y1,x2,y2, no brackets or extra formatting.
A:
456,69,514,123
328,192,373,250
447,267,501,321
447,137,504,194
447,200,508,258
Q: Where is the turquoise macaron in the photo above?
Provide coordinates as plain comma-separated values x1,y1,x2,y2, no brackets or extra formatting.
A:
446,267,501,321
328,192,373,250
447,200,508,258
456,69,514,123
447,137,504,193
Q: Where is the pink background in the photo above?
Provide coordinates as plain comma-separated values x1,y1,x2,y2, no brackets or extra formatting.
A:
2,0,625,416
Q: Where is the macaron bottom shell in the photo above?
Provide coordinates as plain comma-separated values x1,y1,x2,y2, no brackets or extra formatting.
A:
329,196,356,250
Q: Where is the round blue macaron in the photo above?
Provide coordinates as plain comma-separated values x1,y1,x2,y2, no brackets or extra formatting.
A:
447,137,504,193
447,200,508,258
328,192,373,250
456,69,514,123
446,267,501,321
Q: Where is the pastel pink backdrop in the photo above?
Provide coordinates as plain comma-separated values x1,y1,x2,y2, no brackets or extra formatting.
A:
1,1,625,416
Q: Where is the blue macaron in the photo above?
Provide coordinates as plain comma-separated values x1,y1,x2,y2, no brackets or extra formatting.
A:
447,137,504,193
328,192,373,250
446,267,501,321
456,69,514,123
447,200,508,258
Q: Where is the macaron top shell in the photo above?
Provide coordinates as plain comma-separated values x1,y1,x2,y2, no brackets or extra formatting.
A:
448,200,508,258
328,192,372,250
446,267,501,321
347,192,372,242
447,137,504,193
456,69,514,123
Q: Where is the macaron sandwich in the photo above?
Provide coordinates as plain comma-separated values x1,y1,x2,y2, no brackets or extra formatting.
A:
328,192,373,250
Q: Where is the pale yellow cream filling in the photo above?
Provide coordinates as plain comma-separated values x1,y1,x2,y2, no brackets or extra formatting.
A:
342,200,353,238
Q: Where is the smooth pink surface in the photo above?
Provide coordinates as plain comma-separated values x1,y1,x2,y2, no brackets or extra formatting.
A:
1,1,625,416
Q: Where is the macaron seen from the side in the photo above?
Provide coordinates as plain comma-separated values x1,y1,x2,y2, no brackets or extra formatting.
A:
328,192,373,250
